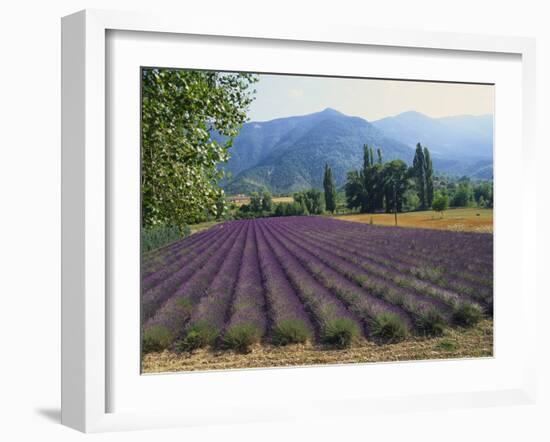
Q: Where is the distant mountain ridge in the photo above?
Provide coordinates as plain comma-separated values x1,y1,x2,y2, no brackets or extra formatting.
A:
372,111,493,159
219,108,493,195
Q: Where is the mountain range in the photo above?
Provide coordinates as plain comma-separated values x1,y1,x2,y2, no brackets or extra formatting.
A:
217,108,493,195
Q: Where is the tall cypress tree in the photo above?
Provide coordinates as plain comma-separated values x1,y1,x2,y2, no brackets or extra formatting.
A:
423,147,434,208
413,143,427,209
323,163,337,213
362,145,372,209
363,144,371,170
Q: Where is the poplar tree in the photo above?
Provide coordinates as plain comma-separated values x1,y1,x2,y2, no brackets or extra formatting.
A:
423,147,434,208
413,143,427,209
323,163,337,213
363,144,371,170
346,144,388,213
363,144,374,211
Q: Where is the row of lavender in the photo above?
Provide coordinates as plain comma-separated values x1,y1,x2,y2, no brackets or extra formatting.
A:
141,216,493,353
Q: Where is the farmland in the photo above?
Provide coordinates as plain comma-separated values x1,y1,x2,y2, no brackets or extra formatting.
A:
335,208,493,233
141,216,493,371
228,195,294,207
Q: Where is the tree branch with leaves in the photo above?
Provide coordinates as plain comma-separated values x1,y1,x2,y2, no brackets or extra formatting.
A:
141,68,258,228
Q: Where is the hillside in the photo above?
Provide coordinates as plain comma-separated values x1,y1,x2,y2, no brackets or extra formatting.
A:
221,109,414,194
220,109,493,195
372,111,493,178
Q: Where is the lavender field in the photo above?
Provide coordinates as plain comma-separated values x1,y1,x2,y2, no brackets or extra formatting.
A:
141,216,493,358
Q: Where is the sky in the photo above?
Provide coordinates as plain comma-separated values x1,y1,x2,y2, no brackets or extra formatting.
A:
247,74,494,122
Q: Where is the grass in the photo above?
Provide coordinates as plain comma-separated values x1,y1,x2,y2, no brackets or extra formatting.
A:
142,319,493,373
334,208,493,233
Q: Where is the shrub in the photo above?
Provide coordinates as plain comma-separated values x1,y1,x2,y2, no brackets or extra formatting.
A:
416,309,446,336
175,322,219,353
272,319,312,346
370,312,408,343
452,302,483,327
224,323,262,353
142,325,173,353
322,318,360,348
141,224,191,252
432,193,449,217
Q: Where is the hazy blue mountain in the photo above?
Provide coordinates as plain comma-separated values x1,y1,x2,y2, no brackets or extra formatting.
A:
221,108,414,194
372,111,493,159
220,108,493,195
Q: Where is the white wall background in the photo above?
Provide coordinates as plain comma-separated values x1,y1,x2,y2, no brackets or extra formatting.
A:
0,1,548,441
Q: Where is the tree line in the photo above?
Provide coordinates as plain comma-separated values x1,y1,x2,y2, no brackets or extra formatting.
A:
235,141,493,221
343,143,433,214
342,142,492,215
237,189,325,219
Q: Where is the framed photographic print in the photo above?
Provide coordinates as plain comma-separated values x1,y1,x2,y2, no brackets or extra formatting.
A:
61,9,537,433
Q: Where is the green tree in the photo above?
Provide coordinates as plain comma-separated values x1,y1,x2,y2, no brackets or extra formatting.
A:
376,148,383,165
474,181,493,208
403,188,420,211
451,182,474,207
274,200,308,217
423,147,434,208
323,163,337,213
345,170,367,212
383,160,409,213
294,189,324,215
261,191,273,212
346,145,397,213
412,143,427,209
249,192,263,213
363,145,381,212
141,68,257,228
432,193,449,217
274,203,286,217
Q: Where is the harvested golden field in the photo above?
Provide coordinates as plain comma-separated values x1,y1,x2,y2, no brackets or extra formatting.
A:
335,208,493,233
142,319,493,373
273,196,294,204
228,196,294,207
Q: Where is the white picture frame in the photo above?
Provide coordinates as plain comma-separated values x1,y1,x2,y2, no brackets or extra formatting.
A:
61,9,537,433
